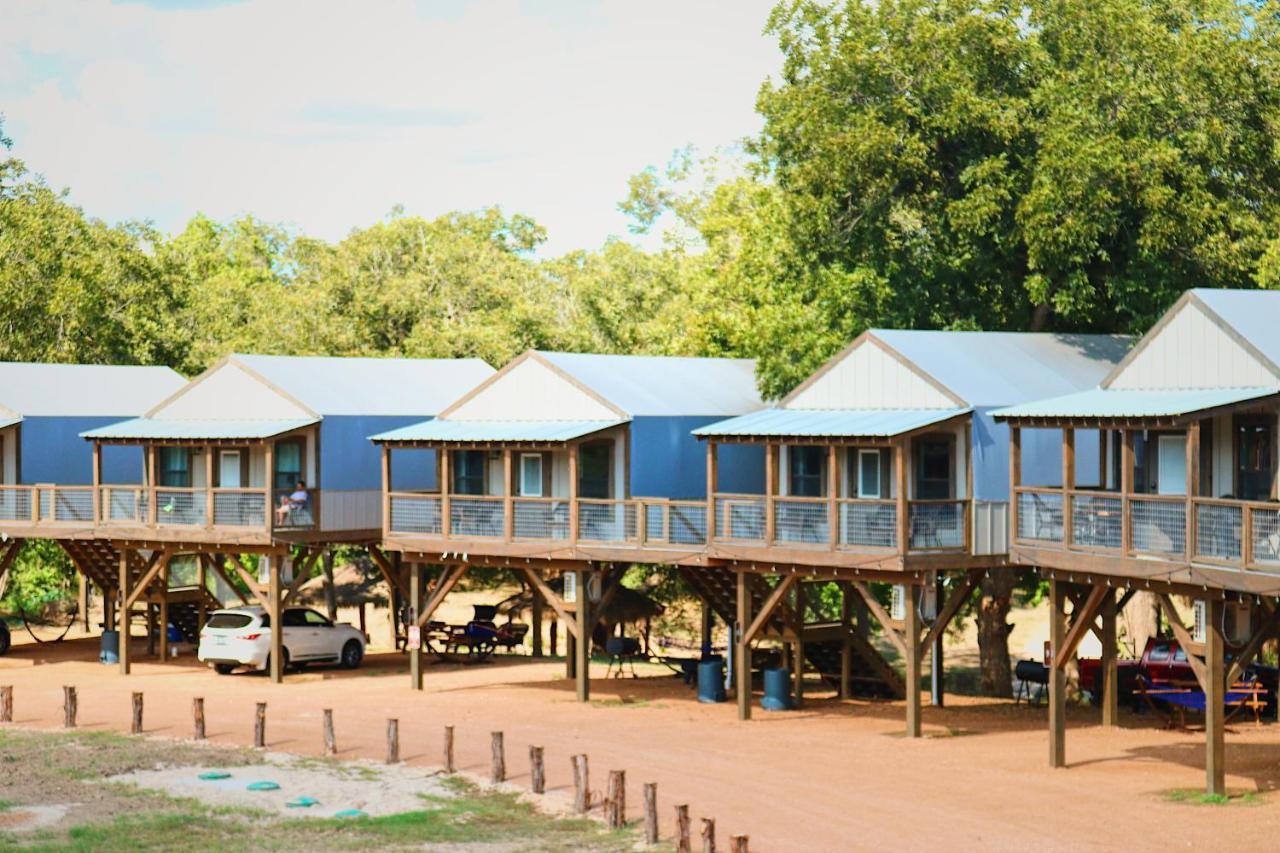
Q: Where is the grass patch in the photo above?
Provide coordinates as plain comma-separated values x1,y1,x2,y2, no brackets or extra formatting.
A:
589,696,660,709
1161,788,1264,806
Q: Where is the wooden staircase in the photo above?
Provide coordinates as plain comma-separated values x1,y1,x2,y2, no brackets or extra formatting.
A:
680,566,903,698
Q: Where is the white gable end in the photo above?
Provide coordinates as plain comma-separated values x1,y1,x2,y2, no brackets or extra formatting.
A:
787,340,957,410
446,357,621,421
151,362,314,420
1107,301,1277,390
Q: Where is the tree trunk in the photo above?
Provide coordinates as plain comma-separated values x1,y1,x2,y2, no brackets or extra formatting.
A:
1123,591,1160,657
977,573,1016,697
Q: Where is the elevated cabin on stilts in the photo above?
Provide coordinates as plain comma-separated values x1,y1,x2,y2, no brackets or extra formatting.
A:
0,362,186,633
694,330,1129,731
995,289,1280,795
372,349,766,698
18,354,493,682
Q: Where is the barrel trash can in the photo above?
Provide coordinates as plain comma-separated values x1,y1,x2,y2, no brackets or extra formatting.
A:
99,630,119,665
697,659,726,703
761,666,793,711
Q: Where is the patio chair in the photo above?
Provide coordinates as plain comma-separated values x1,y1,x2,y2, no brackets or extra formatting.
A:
1031,493,1064,540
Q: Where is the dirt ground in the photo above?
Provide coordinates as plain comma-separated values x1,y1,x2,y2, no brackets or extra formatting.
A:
4,623,1280,853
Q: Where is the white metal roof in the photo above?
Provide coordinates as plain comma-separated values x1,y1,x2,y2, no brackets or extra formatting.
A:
693,407,970,438
82,417,319,441
536,351,765,417
230,354,495,417
991,387,1280,421
0,362,186,417
371,418,627,443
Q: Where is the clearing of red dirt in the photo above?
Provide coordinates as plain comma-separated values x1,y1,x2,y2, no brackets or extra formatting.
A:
3,636,1280,852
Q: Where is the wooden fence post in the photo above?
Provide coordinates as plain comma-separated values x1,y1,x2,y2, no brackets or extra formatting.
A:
529,746,545,794
606,770,625,829
643,783,658,845
490,731,505,783
386,719,399,764
254,702,266,748
0,685,12,722
443,725,455,773
701,818,715,853
192,697,205,740
675,804,691,853
323,709,336,756
730,834,748,852
131,692,143,735
572,754,590,813
63,686,77,728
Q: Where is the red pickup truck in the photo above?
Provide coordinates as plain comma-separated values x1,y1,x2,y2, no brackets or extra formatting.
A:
1077,637,1277,709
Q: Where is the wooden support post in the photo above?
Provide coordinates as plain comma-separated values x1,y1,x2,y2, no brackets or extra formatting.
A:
148,446,159,526
158,562,170,661
268,556,283,684
322,549,337,622
264,442,274,533
1062,428,1075,546
607,770,625,829
828,444,839,549
146,602,157,658
118,548,131,675
706,442,718,540
701,818,715,852
530,745,545,793
490,731,505,783
91,442,102,523
386,719,400,764
930,573,945,708
896,440,909,554
0,685,11,722
575,569,590,702
764,444,776,544
1205,597,1225,796
1009,426,1021,539
443,725,455,773
675,804,691,853
131,691,143,735
503,448,513,541
730,835,748,853
531,587,544,658
793,584,805,709
193,697,205,740
736,570,752,721
196,556,207,632
643,783,658,845
254,702,266,748
572,754,590,812
63,686,76,728
839,582,852,701
1101,589,1119,728
1121,431,1134,555
1187,419,1200,558
323,709,336,756
204,443,214,529
904,584,921,738
409,562,423,691
1049,578,1066,768
440,448,451,538
381,444,392,538
568,443,580,542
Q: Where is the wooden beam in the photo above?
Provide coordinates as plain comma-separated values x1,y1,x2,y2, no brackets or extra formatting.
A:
118,547,131,675
367,545,411,602
1009,426,1021,540
409,563,424,691
743,574,797,645
125,549,171,610
225,553,267,602
205,554,249,605
903,584,921,737
520,568,579,639
268,555,283,683
736,569,752,721
706,442,718,540
1101,589,1119,727
918,572,979,655
1154,593,1208,690
592,567,625,630
895,441,909,554
850,581,908,660
281,549,323,607
1048,578,1066,768
1226,602,1280,686
416,564,468,627
1053,584,1109,671
0,539,24,590
1205,598,1226,796
764,443,776,544
574,568,590,702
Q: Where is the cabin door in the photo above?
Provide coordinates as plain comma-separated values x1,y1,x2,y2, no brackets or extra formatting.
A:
219,451,242,488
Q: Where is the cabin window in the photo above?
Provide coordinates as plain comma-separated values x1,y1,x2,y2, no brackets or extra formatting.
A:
519,454,544,497
1236,416,1274,501
914,437,953,500
218,450,242,488
856,449,882,499
1156,434,1187,496
451,450,486,495
578,442,612,499
788,446,825,498
273,440,304,490
158,447,191,488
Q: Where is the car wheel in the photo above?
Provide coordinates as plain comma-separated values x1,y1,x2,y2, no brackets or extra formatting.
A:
213,663,236,675
263,648,291,675
340,640,363,669
0,622,10,656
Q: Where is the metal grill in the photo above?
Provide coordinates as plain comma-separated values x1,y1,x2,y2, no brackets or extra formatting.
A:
773,499,829,545
0,488,32,521
840,501,896,548
909,502,965,550
155,490,206,526
389,495,441,534
41,488,93,523
513,499,567,540
716,496,764,541
1194,503,1242,562
1250,506,1280,565
450,497,503,538
579,501,636,543
1130,498,1185,556
1071,494,1121,549
1017,491,1063,542
214,492,266,527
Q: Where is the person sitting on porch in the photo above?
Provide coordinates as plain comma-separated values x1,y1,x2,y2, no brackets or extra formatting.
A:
275,480,309,524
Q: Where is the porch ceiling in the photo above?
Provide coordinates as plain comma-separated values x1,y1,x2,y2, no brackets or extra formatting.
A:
991,386,1280,425
691,407,970,440
369,418,628,444
80,417,319,441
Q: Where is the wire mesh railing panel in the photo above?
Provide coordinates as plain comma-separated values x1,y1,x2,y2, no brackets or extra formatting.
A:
1194,503,1242,562
716,496,765,542
214,492,266,528
389,494,441,534
908,502,965,550
1017,491,1064,542
773,499,829,545
513,499,568,540
1130,498,1185,556
578,501,636,543
45,488,94,523
667,502,707,545
101,487,144,523
0,488,32,521
155,490,206,527
1071,494,1121,549
840,501,896,548
449,497,504,538
1250,506,1280,566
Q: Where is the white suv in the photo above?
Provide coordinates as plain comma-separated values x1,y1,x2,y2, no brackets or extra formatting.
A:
198,606,366,674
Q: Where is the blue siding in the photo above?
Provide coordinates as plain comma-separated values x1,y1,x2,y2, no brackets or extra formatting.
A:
20,416,143,485
389,447,438,492
630,416,764,499
322,416,437,490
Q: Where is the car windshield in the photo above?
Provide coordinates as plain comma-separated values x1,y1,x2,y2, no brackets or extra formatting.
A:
206,613,253,630
1149,644,1170,662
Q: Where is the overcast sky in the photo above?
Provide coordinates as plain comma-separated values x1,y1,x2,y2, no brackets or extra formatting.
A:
1,0,781,255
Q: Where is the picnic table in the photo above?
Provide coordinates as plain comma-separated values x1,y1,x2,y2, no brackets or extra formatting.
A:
1135,675,1267,729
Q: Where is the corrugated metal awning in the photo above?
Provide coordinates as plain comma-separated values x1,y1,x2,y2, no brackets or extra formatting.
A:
370,418,629,444
0,416,22,431
992,386,1280,422
692,407,970,439
81,417,320,441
